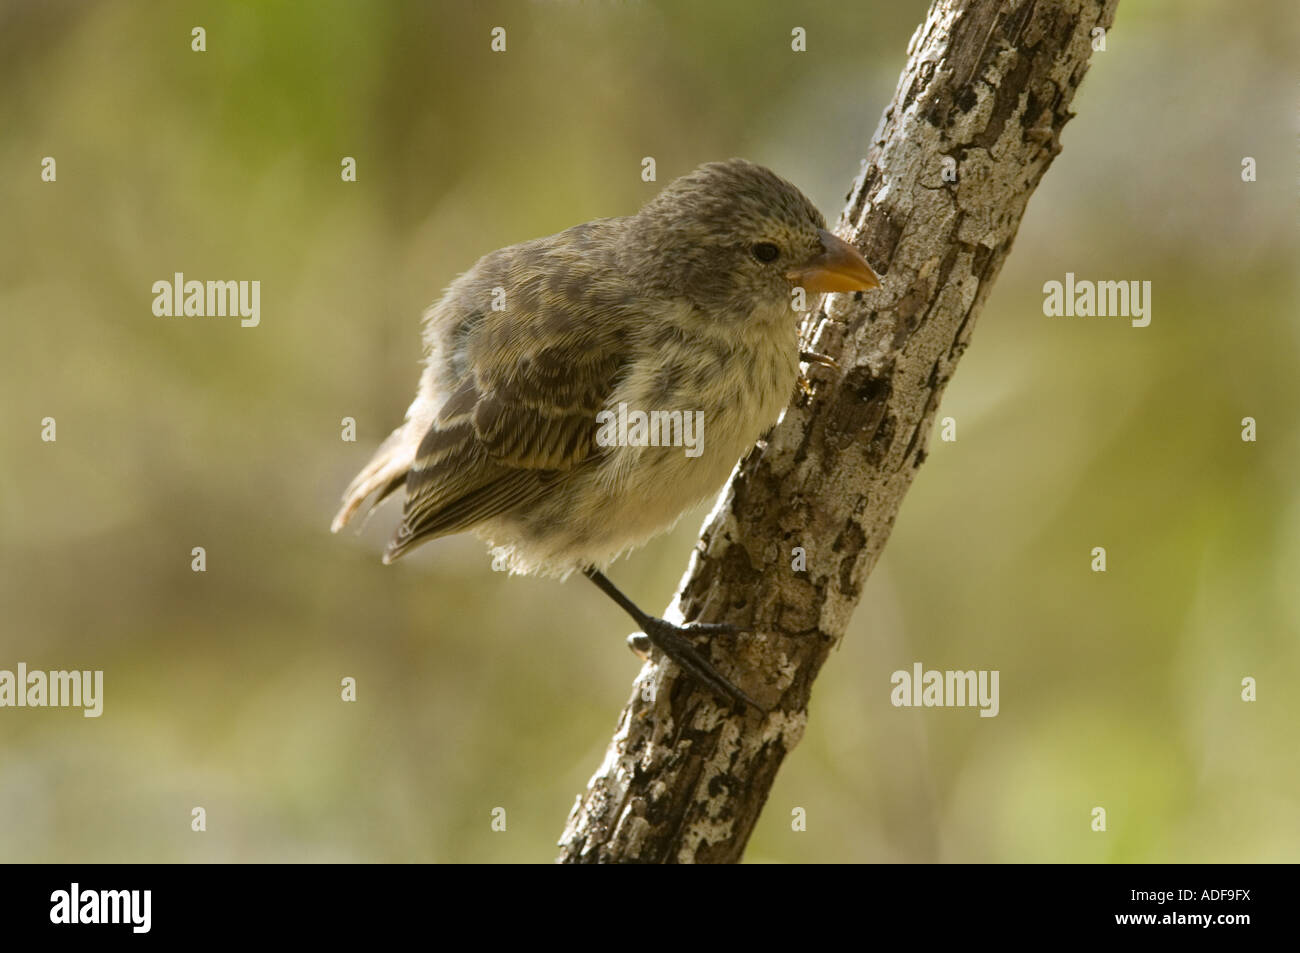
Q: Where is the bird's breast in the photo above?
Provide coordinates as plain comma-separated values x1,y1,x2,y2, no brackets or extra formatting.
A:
599,302,799,508
484,302,801,574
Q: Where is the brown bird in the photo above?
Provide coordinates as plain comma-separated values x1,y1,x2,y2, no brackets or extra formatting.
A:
332,159,880,708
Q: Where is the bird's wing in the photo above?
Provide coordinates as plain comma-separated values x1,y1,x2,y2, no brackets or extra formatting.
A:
385,239,633,561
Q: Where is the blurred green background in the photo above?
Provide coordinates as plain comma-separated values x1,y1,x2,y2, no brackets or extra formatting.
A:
1,0,1296,863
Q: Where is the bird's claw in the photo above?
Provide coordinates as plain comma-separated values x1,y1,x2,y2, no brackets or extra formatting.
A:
799,349,841,372
634,617,766,712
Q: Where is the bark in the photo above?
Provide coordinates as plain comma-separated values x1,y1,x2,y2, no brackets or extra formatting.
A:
559,0,1119,864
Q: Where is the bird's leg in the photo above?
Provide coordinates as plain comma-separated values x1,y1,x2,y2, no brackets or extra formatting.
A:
582,568,764,712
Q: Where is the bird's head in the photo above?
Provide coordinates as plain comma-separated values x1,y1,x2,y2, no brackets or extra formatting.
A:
626,158,880,317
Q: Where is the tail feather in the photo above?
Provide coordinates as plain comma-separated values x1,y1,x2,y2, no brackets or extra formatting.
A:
330,425,416,533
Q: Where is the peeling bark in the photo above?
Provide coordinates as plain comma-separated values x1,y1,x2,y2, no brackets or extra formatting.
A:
559,0,1119,864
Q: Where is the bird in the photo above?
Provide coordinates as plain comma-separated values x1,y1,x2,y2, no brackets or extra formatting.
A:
331,159,880,709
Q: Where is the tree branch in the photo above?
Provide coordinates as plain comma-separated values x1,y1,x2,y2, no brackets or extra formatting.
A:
559,0,1119,864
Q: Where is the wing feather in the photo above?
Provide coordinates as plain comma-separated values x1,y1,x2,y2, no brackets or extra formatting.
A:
384,228,634,560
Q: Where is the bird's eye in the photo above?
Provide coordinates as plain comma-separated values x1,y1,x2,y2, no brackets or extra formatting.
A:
751,242,780,263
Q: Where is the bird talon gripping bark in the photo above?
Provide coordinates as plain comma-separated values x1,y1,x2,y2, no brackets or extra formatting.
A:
638,616,767,713
799,349,841,372
624,624,748,659
588,568,762,711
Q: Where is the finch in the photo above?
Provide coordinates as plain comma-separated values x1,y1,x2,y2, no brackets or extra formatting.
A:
332,159,880,708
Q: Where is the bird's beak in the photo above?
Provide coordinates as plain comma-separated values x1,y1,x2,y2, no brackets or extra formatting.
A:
785,229,881,294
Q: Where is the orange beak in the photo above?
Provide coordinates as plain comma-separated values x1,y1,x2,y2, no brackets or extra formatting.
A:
785,229,881,294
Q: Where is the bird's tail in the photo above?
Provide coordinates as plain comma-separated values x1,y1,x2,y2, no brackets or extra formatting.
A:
330,424,415,534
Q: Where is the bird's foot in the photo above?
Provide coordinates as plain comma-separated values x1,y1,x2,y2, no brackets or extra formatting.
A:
630,617,765,712
626,620,740,657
